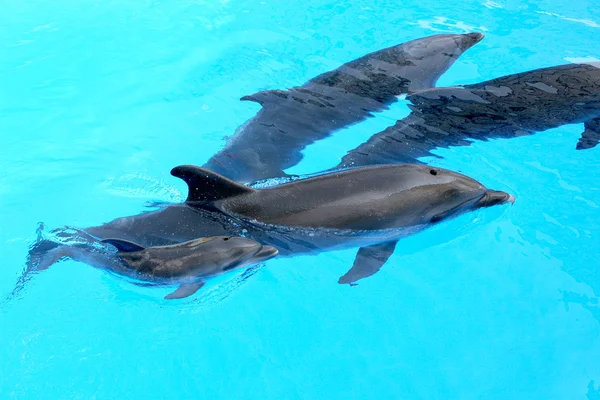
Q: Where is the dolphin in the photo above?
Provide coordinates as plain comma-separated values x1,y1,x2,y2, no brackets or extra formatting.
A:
20,164,513,299
22,232,277,299
338,62,600,168
102,236,278,299
172,164,514,283
203,32,484,182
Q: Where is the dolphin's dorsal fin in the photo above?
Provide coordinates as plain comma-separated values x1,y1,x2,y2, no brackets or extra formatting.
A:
240,89,288,106
102,239,146,253
171,165,255,203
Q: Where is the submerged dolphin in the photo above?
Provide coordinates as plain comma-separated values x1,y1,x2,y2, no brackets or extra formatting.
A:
203,32,484,182
102,236,278,299
21,164,513,298
338,62,600,167
24,233,277,299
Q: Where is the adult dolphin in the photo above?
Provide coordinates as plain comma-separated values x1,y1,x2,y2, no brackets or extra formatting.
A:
203,32,484,182
338,62,600,167
20,164,513,299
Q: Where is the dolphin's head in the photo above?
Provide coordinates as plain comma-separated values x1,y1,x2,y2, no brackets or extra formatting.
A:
399,32,485,91
181,236,278,274
309,32,485,101
191,236,266,272
403,32,484,60
245,245,279,265
391,164,513,225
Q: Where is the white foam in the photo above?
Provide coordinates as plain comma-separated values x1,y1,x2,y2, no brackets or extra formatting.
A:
412,16,488,33
483,1,503,9
537,11,600,28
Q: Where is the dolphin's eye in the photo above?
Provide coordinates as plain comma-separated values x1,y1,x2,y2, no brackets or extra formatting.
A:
223,237,230,241
430,169,438,176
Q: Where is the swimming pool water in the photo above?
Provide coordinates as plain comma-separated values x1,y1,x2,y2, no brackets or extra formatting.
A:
1,0,600,398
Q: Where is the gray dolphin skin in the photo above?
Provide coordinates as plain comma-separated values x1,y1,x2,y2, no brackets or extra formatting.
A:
203,32,484,182
22,232,277,300
339,62,600,168
173,164,513,283
23,164,513,298
102,236,278,299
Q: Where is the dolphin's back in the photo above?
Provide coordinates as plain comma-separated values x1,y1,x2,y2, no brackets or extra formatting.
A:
217,164,485,231
203,33,484,182
339,63,600,167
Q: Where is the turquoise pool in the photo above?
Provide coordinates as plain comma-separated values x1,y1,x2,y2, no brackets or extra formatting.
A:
1,0,600,398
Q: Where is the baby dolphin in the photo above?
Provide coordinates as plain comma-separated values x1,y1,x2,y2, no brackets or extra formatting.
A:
102,236,278,299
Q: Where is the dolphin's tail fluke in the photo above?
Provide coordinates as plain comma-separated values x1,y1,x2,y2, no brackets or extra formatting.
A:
27,238,71,272
3,225,78,304
26,223,77,272
2,242,54,305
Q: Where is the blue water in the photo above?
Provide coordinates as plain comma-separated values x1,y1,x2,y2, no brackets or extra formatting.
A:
1,0,600,398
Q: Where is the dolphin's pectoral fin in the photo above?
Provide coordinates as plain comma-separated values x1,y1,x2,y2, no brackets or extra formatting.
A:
171,165,255,203
577,118,600,150
338,241,398,285
165,281,205,300
102,239,145,253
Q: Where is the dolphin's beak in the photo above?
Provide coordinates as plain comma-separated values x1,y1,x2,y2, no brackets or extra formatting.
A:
475,190,516,208
462,32,485,48
236,241,263,262
250,246,279,263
